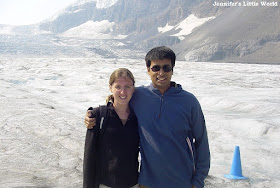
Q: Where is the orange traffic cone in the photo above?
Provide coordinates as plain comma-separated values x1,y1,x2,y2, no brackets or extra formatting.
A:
225,146,248,180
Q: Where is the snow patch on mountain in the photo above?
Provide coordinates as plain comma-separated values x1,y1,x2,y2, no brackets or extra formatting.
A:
60,20,127,39
158,23,174,33
158,14,215,40
41,0,118,24
74,0,96,5
95,0,119,9
73,0,118,9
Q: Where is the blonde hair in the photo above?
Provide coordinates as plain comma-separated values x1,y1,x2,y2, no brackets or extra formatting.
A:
106,68,135,103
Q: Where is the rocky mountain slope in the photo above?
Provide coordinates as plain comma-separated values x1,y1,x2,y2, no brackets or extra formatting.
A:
174,3,280,64
1,0,279,64
40,0,200,33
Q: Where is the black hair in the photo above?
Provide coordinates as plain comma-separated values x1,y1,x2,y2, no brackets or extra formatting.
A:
145,46,176,68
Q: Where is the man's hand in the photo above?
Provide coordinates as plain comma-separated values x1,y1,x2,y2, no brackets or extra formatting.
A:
85,110,96,129
192,185,197,188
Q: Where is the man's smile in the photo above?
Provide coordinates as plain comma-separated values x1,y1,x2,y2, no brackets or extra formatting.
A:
157,77,167,81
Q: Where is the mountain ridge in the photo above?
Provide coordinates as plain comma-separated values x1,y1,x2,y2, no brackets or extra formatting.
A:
1,0,279,64
174,4,280,63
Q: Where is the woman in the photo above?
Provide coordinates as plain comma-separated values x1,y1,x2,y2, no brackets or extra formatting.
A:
83,68,139,188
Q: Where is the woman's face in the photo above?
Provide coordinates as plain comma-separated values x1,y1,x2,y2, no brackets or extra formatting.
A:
110,77,134,106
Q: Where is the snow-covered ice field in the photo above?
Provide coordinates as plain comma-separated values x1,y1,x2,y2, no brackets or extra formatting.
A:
0,57,279,187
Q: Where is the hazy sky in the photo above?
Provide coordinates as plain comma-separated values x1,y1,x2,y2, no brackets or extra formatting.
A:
0,0,76,25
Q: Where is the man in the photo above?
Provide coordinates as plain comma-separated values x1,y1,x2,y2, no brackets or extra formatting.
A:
85,46,210,188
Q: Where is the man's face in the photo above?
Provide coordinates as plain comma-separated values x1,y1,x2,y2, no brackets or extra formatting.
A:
147,58,173,94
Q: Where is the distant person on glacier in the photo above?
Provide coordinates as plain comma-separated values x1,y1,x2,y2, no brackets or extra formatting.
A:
85,46,210,188
83,68,140,188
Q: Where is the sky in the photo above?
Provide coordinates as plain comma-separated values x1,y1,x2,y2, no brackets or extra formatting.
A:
0,0,77,25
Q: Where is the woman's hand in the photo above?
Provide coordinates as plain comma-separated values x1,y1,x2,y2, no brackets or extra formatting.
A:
84,110,96,129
